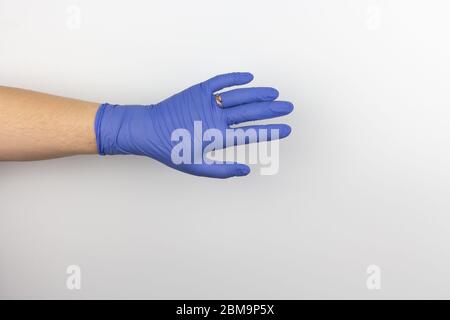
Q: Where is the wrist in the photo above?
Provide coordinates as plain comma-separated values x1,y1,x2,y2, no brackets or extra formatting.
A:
94,103,151,156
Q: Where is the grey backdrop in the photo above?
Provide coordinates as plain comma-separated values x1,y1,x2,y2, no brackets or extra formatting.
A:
1,0,450,299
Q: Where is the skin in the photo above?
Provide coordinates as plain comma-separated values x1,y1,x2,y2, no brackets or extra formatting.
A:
0,86,98,160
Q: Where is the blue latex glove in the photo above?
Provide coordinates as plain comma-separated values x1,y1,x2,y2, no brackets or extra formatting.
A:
95,72,293,178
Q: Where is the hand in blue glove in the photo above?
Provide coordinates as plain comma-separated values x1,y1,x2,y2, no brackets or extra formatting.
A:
95,72,293,178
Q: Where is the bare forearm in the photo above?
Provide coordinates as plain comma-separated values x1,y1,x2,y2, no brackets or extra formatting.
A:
0,86,98,160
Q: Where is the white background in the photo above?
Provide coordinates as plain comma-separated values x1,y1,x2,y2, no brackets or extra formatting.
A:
1,0,450,299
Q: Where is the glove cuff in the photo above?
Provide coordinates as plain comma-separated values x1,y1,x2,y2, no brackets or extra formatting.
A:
94,103,108,155
94,103,151,156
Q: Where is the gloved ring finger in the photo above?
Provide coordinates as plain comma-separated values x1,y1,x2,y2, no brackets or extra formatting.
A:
218,87,279,108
